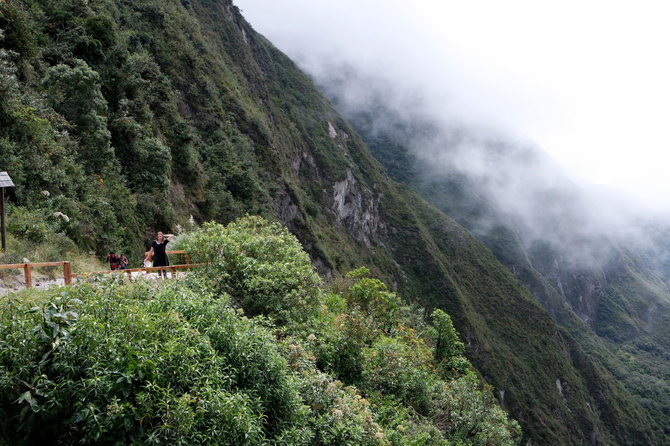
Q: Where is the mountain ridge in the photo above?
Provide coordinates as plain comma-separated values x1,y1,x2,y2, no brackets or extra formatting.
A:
312,66,670,441
0,0,666,443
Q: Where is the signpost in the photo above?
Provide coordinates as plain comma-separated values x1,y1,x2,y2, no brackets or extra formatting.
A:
0,172,15,253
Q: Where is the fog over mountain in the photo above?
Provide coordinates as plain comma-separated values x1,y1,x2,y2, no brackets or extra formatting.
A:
3,1,669,442
235,1,670,210
235,0,670,269
232,6,670,435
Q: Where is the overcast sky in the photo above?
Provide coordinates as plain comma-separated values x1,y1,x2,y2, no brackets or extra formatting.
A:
234,0,670,209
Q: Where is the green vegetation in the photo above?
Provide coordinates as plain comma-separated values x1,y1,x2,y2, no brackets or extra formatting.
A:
0,217,520,445
346,97,670,443
1,0,665,443
182,217,322,324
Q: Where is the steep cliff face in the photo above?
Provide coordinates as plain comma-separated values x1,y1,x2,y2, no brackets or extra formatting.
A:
0,0,664,443
323,86,670,441
332,168,382,246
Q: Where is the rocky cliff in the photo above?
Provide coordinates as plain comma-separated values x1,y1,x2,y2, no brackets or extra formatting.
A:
0,0,665,443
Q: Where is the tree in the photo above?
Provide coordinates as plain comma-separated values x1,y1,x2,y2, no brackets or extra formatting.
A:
42,59,117,175
432,308,465,363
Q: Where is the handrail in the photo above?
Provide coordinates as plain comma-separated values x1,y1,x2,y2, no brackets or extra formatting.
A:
0,261,72,288
72,263,204,280
0,261,70,269
143,250,190,264
0,251,198,291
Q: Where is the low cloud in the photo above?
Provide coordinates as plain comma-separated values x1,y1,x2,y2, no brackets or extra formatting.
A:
235,0,670,270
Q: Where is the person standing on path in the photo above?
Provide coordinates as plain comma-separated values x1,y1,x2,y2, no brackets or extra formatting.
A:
118,254,129,270
106,252,119,270
144,231,174,278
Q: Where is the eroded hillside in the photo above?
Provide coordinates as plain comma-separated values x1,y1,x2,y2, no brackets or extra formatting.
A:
0,0,665,443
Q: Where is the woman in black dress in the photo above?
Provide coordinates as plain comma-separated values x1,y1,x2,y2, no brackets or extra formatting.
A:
145,231,174,278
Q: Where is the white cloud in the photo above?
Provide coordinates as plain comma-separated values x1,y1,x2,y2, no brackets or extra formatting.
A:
235,0,670,209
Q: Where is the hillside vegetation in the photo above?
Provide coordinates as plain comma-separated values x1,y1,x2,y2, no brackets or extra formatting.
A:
0,0,665,443
0,217,520,445
330,88,670,440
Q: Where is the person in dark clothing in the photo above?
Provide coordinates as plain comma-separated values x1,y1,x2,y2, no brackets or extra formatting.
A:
106,252,119,270
144,231,174,278
118,254,129,270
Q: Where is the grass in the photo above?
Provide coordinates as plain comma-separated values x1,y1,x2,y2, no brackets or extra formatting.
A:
0,233,105,292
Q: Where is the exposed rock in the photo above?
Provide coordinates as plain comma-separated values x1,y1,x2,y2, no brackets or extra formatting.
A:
536,254,606,324
223,1,235,21
332,168,380,246
222,1,248,44
52,211,70,222
291,149,323,180
327,121,338,139
277,187,302,229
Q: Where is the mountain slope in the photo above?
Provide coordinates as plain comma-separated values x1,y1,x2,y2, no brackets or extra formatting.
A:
0,0,664,443
318,76,670,441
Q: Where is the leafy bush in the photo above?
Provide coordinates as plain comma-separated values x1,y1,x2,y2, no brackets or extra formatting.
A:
0,280,304,444
0,3,38,58
182,216,323,323
7,205,52,243
361,336,438,412
312,307,379,383
432,374,522,445
0,219,521,444
345,268,402,329
301,266,521,445
42,59,116,175
282,341,388,446
428,309,470,376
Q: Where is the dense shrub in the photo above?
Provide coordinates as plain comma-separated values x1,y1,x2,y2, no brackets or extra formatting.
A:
42,59,116,175
299,264,521,445
0,220,521,445
428,309,471,376
1,279,313,444
182,216,323,323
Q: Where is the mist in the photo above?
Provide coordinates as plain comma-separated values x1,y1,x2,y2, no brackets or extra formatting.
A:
233,0,670,271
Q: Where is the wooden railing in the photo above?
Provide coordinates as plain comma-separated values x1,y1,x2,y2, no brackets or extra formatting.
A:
72,263,204,280
0,261,72,288
143,250,190,265
72,251,200,280
1,251,200,290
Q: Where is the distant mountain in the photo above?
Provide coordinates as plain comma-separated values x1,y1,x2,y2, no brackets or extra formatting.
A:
0,0,666,443
313,67,670,442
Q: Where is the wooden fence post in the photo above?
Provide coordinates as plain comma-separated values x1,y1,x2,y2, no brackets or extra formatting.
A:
24,263,31,288
63,261,72,285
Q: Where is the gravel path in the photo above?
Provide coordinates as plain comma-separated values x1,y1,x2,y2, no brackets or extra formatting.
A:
1,270,186,296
